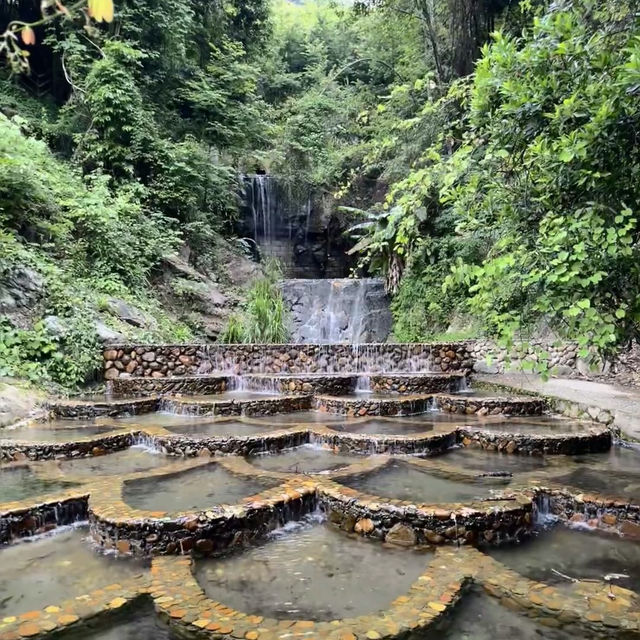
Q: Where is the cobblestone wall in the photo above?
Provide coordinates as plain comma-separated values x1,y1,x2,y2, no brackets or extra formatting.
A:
103,343,474,379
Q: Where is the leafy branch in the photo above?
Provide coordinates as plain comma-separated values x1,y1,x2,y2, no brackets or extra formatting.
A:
0,0,113,73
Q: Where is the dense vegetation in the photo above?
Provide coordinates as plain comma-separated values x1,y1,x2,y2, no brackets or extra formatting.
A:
1,0,639,385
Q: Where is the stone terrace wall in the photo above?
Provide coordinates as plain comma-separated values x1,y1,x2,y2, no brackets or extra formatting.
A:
470,339,581,375
103,343,474,379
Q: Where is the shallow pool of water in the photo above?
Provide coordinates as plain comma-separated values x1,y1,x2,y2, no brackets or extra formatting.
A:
464,417,588,434
486,526,640,594
250,411,348,424
338,460,504,503
0,527,147,616
571,444,640,473
123,464,278,512
447,389,525,399
56,608,173,640
164,421,274,438
0,466,77,503
113,412,213,427
194,517,430,620
434,589,576,639
176,392,283,402
551,467,640,501
65,394,140,403
248,444,358,474
0,421,120,442
327,418,437,435
57,447,178,477
440,448,548,473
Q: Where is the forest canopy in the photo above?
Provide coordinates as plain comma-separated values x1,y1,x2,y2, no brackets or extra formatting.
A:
1,0,639,384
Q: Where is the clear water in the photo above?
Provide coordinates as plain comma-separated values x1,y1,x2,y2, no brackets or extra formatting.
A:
248,444,358,474
449,390,522,399
551,467,640,501
0,466,77,503
55,607,173,640
57,447,178,478
435,589,576,640
112,413,219,427
194,517,430,620
0,527,148,616
338,460,505,503
464,418,588,434
164,421,275,438
327,418,437,435
394,412,494,425
0,423,119,442
571,445,640,474
487,526,640,594
177,392,282,402
338,393,430,402
440,448,548,473
65,394,138,403
250,411,349,424
123,464,278,512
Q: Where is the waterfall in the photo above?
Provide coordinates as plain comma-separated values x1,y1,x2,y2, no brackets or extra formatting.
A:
281,278,392,344
246,174,278,253
241,175,353,278
533,493,558,528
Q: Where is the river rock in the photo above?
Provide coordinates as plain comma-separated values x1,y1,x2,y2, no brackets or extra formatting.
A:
354,518,374,534
385,523,416,547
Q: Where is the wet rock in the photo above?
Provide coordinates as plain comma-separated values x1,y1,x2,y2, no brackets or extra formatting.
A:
354,518,374,534
195,538,214,554
424,530,445,544
342,514,356,533
385,523,416,547
104,368,120,380
116,540,131,554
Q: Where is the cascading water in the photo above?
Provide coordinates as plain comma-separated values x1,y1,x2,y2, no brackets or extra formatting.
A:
281,278,392,344
533,493,558,528
245,174,278,257
240,175,343,278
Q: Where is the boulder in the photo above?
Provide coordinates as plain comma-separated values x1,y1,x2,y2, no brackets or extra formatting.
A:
0,266,43,312
42,315,67,338
473,359,500,374
94,320,125,344
105,297,148,328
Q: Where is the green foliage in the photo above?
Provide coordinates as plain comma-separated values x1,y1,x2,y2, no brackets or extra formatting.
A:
7,0,640,382
358,0,640,364
0,317,100,387
443,0,640,361
0,115,196,387
219,261,289,344
219,314,246,343
0,114,176,288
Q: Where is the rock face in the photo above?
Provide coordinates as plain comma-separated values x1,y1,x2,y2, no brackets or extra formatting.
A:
0,266,44,320
238,175,353,278
158,240,261,339
281,278,392,343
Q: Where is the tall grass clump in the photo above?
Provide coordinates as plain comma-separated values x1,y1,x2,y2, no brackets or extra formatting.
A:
218,260,289,343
